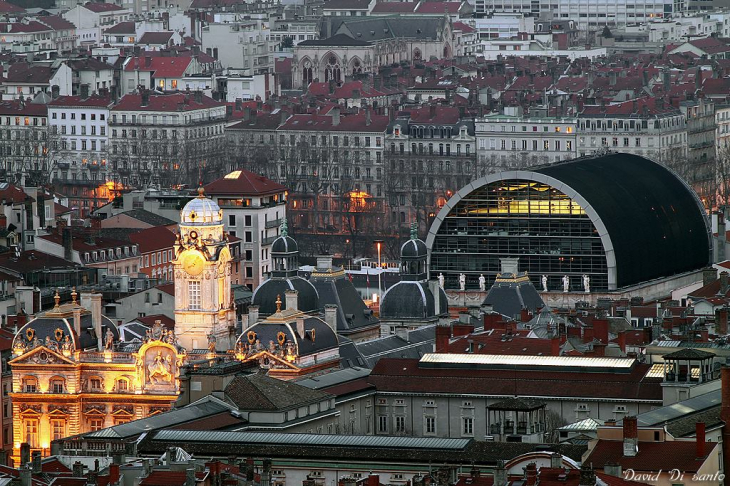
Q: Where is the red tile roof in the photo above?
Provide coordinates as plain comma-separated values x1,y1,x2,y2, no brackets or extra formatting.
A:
279,110,389,132
415,1,462,13
37,15,75,30
444,333,557,356
407,105,461,124
453,21,475,33
371,1,417,12
49,94,112,108
129,226,176,254
0,250,77,272
368,358,662,401
112,92,223,112
587,440,716,473
0,183,32,203
5,64,54,84
205,169,287,196
103,21,134,34
156,283,175,296
54,202,71,215
0,99,47,116
124,56,193,78
38,233,137,253
0,1,24,13
84,2,126,12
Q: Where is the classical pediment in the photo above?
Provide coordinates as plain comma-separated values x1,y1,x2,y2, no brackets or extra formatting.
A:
9,345,75,366
243,350,300,371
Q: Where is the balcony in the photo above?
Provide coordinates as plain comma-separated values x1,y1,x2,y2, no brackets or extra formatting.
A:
52,178,101,187
265,218,283,229
262,235,279,245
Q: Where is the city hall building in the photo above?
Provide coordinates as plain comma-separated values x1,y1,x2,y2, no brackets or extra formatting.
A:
426,153,712,292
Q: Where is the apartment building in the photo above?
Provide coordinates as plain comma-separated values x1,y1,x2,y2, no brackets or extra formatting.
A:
475,107,578,173
108,91,227,188
386,105,476,234
0,99,48,187
201,20,274,74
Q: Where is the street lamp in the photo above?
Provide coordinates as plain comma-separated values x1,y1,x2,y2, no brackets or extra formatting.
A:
374,240,383,301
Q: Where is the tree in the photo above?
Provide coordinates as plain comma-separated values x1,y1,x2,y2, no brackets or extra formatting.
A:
544,409,568,443
281,36,294,49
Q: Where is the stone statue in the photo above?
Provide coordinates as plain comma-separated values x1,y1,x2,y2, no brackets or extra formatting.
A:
478,274,486,292
459,273,466,291
147,350,172,384
105,328,114,350
583,274,590,293
61,335,72,354
207,332,217,353
438,273,445,289
562,275,570,293
542,275,548,292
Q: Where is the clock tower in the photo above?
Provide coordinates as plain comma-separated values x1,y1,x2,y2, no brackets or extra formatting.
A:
173,187,236,351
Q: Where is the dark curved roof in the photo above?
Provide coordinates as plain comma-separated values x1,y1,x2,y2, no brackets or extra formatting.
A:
251,277,319,315
243,317,338,356
272,235,298,254
15,313,119,351
380,281,448,320
535,153,710,288
401,238,427,259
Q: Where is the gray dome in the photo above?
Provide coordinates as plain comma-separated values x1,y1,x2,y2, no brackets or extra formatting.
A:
238,316,338,357
181,190,222,226
272,235,298,254
252,277,320,315
14,313,119,352
380,281,448,320
401,238,427,259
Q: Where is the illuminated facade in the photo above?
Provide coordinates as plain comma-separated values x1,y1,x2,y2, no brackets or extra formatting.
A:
9,292,184,463
172,188,237,351
426,153,711,291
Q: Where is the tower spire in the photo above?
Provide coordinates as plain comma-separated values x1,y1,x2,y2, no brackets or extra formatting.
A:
280,218,288,237
410,221,418,240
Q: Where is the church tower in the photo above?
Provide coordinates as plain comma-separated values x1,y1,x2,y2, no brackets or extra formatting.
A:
173,187,236,351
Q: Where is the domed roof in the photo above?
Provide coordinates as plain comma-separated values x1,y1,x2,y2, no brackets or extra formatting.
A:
252,277,320,315
237,316,338,357
401,222,427,258
272,235,298,254
380,281,448,320
401,238,427,259
181,188,222,226
13,311,119,353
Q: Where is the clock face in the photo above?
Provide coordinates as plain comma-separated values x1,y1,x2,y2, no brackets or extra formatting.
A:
183,252,205,276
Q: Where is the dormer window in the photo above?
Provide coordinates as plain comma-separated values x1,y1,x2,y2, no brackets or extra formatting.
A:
394,125,401,136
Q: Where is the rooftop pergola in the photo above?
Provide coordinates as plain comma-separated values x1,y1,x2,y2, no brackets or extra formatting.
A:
662,348,715,384
488,397,547,442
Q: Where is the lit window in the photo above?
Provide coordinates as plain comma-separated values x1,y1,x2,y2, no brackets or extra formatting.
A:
51,419,65,440
189,281,201,310
25,419,38,447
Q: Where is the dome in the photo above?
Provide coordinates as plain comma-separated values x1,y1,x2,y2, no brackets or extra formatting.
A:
272,235,298,254
380,281,448,320
251,277,320,315
181,189,222,226
237,316,338,357
13,312,119,353
401,238,427,259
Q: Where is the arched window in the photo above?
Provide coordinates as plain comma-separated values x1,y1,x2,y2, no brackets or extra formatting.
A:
116,378,129,392
302,59,313,86
50,377,65,394
351,58,362,75
325,55,341,84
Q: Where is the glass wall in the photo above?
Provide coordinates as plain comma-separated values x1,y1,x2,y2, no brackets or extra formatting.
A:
430,179,609,291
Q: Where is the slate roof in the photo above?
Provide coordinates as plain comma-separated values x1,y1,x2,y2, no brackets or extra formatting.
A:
103,21,134,34
333,16,447,41
482,274,545,319
5,64,54,84
371,1,417,13
84,2,126,12
662,348,715,360
118,209,176,227
380,281,448,320
297,33,372,47
138,31,174,45
251,276,319,315
224,373,333,411
310,267,379,335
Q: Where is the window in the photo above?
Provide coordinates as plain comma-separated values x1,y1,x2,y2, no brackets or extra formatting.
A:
189,281,201,310
25,419,38,447
89,419,104,432
463,417,473,436
395,416,405,433
51,419,65,440
90,378,102,390
425,416,436,434
117,379,128,392
378,415,388,433
50,378,64,393
23,376,37,392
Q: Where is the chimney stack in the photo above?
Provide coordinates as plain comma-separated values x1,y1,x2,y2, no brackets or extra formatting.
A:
284,289,298,312
20,443,30,467
435,324,450,353
109,464,120,485
324,304,337,331
721,271,729,295
30,451,40,473
525,463,537,486
90,293,103,350
185,468,195,486
696,421,706,458
247,305,259,327
623,416,638,457
73,462,84,477
331,106,341,126
62,227,73,262
80,83,89,100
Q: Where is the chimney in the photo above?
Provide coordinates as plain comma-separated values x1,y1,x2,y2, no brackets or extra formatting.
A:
20,443,30,467
194,90,203,104
365,109,371,126
243,106,251,121
331,106,340,126
578,464,596,486
617,330,627,353
493,461,507,486
62,227,73,262
141,90,150,107
520,308,531,322
603,463,622,478
429,103,436,119
51,84,60,99
19,466,31,486
185,468,195,486
73,462,84,477
721,271,729,295
593,318,609,344
525,463,537,486
324,304,338,331
609,71,617,86
696,421,706,458
435,324,450,353
284,289,298,312
235,98,243,111
247,305,259,327
296,317,305,338
551,336,560,356
703,267,717,287
623,416,638,457
91,293,103,350
550,453,562,469
80,84,89,100
30,451,41,473
109,464,120,485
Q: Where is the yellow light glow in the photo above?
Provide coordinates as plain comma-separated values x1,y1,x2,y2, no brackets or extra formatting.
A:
225,170,242,179
468,199,585,215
